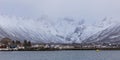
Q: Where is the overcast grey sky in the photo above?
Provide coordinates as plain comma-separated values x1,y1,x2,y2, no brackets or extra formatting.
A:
0,0,120,22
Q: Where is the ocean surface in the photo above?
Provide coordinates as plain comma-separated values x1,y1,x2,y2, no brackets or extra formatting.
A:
0,50,120,60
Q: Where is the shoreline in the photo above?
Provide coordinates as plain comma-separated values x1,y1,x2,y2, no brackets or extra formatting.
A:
1,48,120,51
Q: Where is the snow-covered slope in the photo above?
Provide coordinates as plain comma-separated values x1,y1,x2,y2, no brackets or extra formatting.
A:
83,24,120,43
0,15,117,43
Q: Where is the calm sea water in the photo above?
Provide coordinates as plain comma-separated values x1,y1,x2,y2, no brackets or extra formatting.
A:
0,50,120,60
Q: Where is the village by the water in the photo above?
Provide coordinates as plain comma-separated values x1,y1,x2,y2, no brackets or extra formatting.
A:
0,37,120,51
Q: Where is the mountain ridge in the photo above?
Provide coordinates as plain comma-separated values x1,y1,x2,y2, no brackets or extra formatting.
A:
0,15,118,43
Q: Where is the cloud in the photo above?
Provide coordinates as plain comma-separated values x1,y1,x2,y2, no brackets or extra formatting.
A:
0,0,120,21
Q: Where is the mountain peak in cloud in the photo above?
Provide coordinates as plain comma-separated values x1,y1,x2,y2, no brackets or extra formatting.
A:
0,15,118,43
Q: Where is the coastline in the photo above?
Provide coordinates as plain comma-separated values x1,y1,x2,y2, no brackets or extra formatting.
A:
1,48,120,51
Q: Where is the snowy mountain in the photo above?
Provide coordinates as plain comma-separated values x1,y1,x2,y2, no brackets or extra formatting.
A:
0,15,118,43
83,24,120,43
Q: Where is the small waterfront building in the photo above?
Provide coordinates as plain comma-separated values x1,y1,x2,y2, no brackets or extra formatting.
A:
0,43,7,48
